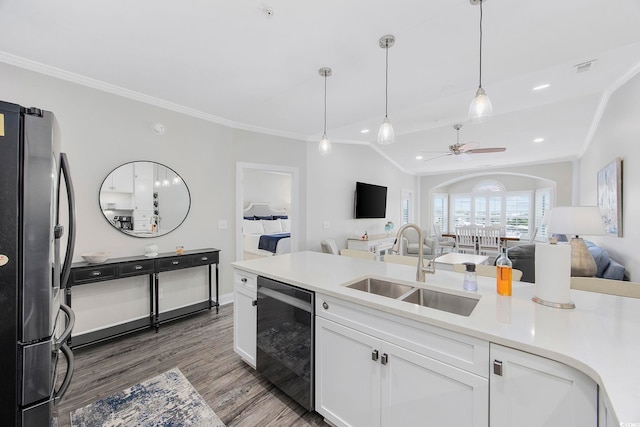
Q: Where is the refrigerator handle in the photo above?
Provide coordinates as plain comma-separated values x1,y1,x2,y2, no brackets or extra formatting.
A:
59,152,76,289
54,303,75,351
54,343,75,404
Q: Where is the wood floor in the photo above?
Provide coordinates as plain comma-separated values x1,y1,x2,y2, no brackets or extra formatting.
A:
54,305,328,426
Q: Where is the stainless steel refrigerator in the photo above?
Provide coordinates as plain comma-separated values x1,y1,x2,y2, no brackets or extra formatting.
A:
0,101,76,426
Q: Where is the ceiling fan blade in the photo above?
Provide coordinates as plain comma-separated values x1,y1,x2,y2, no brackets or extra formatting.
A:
457,142,479,152
466,147,506,154
423,153,452,162
458,153,472,161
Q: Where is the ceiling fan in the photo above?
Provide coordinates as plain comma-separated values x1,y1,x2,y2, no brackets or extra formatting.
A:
422,124,506,162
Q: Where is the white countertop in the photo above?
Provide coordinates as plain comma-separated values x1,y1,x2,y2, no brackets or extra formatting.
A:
233,251,640,424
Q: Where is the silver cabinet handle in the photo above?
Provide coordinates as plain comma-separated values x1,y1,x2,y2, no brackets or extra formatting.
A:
372,349,379,361
381,353,389,365
172,261,179,265
92,271,101,276
493,360,503,376
134,265,143,270
201,257,208,261
322,301,329,310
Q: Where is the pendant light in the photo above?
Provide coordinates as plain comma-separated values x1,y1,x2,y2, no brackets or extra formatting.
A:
468,0,493,123
377,35,395,145
318,67,332,156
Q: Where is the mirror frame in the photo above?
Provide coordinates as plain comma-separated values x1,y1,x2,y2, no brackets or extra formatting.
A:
98,161,191,238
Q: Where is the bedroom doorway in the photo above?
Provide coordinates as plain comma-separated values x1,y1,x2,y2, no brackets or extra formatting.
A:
236,162,299,261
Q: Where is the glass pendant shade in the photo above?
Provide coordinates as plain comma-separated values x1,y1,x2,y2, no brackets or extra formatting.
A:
468,87,493,123
377,116,395,145
318,134,332,156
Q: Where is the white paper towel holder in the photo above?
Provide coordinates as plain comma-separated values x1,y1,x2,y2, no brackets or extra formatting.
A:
531,296,575,309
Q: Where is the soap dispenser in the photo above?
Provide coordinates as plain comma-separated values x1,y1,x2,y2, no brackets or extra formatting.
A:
463,262,478,292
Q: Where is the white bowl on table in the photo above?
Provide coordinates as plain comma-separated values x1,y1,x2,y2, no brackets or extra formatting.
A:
81,252,110,264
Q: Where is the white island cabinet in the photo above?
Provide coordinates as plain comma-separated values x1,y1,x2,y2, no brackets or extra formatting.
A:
490,343,597,427
316,294,488,427
233,270,257,368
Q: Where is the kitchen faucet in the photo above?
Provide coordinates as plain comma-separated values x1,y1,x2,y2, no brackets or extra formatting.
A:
392,223,436,282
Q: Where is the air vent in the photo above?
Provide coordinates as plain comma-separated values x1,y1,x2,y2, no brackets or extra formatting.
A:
574,59,597,73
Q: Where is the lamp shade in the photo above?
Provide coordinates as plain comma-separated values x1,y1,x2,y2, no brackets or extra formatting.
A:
377,117,395,145
545,206,605,236
318,134,332,156
468,87,493,123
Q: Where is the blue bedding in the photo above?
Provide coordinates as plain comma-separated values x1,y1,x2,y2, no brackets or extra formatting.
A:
258,233,291,253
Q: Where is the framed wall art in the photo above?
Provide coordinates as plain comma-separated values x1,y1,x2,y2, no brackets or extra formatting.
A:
597,157,623,237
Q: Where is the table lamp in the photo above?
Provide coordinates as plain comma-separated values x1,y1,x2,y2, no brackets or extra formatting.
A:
544,206,605,277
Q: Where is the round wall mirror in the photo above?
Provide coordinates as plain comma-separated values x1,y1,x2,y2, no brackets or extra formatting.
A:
99,161,191,237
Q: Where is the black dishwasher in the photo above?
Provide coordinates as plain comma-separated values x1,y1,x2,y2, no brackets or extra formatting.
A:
256,276,314,411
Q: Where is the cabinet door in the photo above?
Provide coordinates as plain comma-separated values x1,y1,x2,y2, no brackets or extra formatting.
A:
233,272,257,368
380,340,488,427
490,344,597,427
315,317,381,427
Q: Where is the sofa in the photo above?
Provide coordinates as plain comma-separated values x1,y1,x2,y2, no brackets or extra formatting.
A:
503,240,625,283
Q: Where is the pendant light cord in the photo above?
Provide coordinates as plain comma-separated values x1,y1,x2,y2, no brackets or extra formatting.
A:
384,43,389,118
323,74,328,134
478,0,483,89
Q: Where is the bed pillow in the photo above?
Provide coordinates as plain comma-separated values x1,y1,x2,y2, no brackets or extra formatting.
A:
262,219,283,234
243,219,264,234
281,218,291,232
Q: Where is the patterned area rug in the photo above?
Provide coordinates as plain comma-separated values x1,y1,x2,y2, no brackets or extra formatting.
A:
70,368,225,427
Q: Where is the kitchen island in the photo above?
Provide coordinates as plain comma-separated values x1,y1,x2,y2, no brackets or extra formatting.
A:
233,251,640,426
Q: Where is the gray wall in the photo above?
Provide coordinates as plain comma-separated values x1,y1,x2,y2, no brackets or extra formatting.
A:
306,143,417,252
419,163,573,228
579,70,640,280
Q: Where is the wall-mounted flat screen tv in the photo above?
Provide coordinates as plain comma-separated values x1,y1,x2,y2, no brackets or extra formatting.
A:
354,181,387,219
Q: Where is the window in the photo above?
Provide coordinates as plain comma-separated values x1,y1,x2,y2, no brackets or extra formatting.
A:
401,189,414,225
446,180,535,238
432,193,449,233
451,194,472,226
534,188,552,241
505,192,532,240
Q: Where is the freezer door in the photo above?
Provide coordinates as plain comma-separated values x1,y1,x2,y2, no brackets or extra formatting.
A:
21,109,59,342
20,338,53,405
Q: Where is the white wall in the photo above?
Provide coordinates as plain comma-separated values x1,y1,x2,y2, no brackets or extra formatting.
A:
579,70,640,281
243,169,292,212
306,143,417,252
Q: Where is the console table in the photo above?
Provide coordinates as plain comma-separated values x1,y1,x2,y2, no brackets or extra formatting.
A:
347,234,396,260
67,248,220,348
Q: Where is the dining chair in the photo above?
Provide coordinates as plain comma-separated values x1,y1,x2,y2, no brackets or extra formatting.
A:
340,248,376,261
477,226,501,258
320,239,339,255
453,263,524,281
455,225,477,254
433,223,455,255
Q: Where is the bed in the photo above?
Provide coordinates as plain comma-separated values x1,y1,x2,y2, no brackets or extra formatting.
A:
242,202,291,260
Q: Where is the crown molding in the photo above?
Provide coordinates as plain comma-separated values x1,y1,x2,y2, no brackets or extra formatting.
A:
0,51,308,141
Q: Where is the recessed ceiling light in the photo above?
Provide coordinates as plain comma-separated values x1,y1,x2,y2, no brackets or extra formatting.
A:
533,137,545,143
360,129,370,134
532,83,550,91
415,155,423,160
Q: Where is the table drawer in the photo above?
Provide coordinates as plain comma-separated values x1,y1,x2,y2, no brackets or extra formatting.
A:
72,265,117,284
157,256,192,271
190,252,218,266
119,260,155,276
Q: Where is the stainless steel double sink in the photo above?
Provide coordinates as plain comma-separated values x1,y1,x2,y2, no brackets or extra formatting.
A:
345,277,479,316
